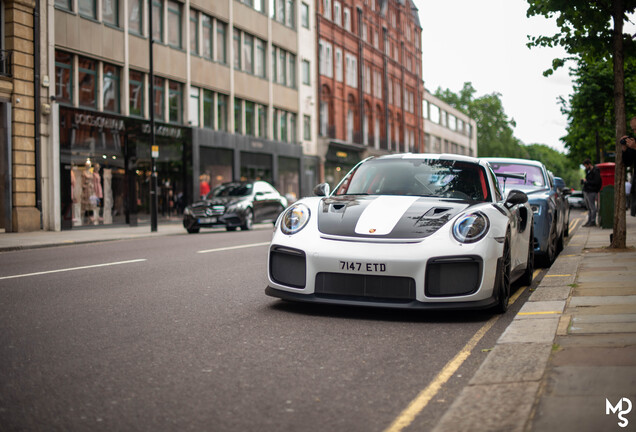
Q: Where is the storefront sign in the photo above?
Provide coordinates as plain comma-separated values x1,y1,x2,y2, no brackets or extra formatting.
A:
74,113,125,131
141,123,183,139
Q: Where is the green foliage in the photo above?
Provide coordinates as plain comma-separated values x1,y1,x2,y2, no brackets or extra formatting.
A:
434,83,581,185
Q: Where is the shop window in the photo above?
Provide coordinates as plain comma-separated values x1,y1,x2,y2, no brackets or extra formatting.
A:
103,0,118,27
153,76,165,121
190,9,198,55
129,70,144,117
168,80,182,123
55,50,73,105
103,63,120,113
203,89,214,129
189,87,200,127
202,14,212,58
79,0,96,19
217,94,227,131
151,0,163,43
200,147,233,192
167,0,182,49
240,151,272,183
78,57,97,109
128,0,142,35
278,156,299,203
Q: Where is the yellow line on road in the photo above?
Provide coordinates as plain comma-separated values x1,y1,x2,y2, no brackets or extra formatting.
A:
384,275,534,432
518,311,561,315
545,274,571,277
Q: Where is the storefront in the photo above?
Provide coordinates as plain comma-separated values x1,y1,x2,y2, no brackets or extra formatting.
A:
324,143,364,188
59,107,192,229
194,128,304,204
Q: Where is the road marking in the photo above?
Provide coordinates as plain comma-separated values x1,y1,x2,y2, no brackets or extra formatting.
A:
197,242,270,254
518,311,561,316
384,280,531,432
570,218,580,231
545,274,571,277
0,259,147,281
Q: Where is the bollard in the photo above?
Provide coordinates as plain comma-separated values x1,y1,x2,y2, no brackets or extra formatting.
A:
599,185,614,229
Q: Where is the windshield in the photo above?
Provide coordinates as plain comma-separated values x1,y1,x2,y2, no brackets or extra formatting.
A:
208,183,253,198
334,158,490,201
489,163,546,188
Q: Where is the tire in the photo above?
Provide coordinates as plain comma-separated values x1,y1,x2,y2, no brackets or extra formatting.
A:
493,234,511,314
536,224,556,268
564,209,570,237
241,209,253,231
186,227,200,234
226,226,237,231
519,228,534,287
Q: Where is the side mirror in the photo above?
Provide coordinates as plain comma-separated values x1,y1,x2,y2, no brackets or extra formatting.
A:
505,189,528,208
562,188,571,196
313,183,330,197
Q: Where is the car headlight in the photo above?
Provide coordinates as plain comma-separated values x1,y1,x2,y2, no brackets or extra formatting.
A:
452,212,490,243
281,203,311,234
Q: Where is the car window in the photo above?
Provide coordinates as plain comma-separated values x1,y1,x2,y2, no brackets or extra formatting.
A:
335,158,490,201
210,183,253,197
489,163,546,188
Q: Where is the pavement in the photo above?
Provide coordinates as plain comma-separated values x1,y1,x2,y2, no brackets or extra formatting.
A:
1,214,636,431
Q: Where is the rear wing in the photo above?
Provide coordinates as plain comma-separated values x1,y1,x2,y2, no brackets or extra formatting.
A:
495,172,526,193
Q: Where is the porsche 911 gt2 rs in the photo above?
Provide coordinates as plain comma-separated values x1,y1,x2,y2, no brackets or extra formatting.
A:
265,154,534,313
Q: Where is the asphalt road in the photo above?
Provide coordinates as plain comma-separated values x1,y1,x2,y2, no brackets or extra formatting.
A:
0,217,581,432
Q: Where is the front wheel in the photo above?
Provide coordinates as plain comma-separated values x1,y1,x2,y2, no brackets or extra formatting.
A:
241,209,253,231
186,227,200,234
493,235,511,314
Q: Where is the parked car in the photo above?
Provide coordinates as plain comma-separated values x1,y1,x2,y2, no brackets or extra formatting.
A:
485,158,567,267
552,176,571,237
568,190,586,209
183,181,287,233
266,153,534,314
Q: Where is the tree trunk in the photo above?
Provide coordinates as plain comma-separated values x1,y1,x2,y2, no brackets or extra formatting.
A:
612,0,627,248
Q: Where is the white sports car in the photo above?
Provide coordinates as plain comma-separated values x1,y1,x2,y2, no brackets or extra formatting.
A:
265,154,534,313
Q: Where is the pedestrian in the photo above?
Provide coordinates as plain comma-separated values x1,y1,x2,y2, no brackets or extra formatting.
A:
581,158,602,227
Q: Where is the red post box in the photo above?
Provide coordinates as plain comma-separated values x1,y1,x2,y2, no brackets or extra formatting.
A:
596,162,615,188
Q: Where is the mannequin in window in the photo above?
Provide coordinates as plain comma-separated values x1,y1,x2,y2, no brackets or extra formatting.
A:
81,160,103,224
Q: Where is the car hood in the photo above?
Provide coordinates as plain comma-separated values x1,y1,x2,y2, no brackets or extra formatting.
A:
190,196,248,208
317,195,475,240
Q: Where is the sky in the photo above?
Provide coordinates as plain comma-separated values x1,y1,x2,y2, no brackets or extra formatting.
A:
414,0,573,153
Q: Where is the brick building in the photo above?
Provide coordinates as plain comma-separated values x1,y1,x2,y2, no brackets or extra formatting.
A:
0,0,41,232
316,0,423,186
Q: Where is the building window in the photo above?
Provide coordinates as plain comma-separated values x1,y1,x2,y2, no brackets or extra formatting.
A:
78,57,97,109
280,111,288,142
201,14,212,58
290,113,296,143
335,48,342,82
245,101,255,136
302,59,310,85
234,97,243,134
189,87,200,127
128,0,142,35
320,101,328,136
334,1,341,26
168,80,182,123
243,33,254,74
343,7,351,31
323,0,331,19
278,50,286,85
55,0,72,11
286,0,295,27
255,38,266,78
151,0,163,43
129,70,144,117
288,53,296,88
217,21,227,64
79,0,96,19
346,108,353,143
190,10,199,55
103,63,120,113
233,28,241,70
103,0,118,26
153,76,165,121
217,94,227,131
303,115,311,140
319,39,332,78
257,104,267,138
345,53,357,88
167,0,182,49
301,2,309,28
203,89,214,128
54,50,73,105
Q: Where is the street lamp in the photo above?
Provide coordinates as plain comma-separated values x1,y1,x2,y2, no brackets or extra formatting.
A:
148,0,158,232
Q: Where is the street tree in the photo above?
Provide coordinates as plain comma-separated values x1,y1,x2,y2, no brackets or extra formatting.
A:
526,0,636,247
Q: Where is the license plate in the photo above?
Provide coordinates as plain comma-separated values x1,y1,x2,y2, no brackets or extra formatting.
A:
339,261,387,272
198,217,217,224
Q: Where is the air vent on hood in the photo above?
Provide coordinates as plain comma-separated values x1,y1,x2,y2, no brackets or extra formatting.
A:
422,207,452,218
